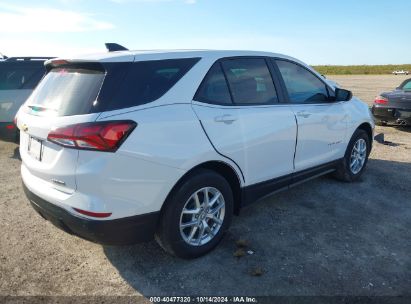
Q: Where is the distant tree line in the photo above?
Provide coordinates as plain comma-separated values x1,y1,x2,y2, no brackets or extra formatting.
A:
312,64,411,75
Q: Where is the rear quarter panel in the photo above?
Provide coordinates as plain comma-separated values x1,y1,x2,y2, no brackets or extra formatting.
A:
75,103,243,217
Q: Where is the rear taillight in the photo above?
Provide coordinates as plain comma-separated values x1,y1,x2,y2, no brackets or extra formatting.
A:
374,96,388,104
47,120,136,152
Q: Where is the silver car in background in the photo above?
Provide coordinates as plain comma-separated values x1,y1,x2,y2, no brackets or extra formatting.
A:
0,57,51,142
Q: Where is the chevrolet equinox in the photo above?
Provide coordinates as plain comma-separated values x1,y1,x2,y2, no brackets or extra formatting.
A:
16,50,374,258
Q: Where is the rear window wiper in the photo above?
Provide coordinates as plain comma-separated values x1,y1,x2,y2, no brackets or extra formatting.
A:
28,104,56,112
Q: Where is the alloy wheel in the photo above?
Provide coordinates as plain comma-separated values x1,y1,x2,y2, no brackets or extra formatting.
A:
179,187,225,246
350,138,367,174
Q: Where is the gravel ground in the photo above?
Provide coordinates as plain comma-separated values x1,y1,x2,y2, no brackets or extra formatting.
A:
0,76,410,298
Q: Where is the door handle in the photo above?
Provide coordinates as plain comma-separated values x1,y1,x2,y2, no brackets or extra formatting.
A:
214,114,237,124
296,111,311,118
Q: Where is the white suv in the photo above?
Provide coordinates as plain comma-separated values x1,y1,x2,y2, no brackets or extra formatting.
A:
16,50,374,258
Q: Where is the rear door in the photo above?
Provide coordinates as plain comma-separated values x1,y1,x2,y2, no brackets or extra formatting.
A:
273,59,348,171
192,57,297,186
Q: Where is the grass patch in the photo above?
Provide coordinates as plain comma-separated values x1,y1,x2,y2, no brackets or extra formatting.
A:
312,64,411,75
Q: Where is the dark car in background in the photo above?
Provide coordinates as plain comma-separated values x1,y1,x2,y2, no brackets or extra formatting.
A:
372,78,411,126
0,57,52,142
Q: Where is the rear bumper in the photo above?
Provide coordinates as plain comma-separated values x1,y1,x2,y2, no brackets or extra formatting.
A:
22,182,160,245
372,105,411,124
0,122,18,142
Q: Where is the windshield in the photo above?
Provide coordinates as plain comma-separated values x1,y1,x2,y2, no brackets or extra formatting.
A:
0,62,45,91
26,68,105,116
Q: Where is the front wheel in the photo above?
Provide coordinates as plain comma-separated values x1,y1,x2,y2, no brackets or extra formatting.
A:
334,129,371,182
155,169,233,259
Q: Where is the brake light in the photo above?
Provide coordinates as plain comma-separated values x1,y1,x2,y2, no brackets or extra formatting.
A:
48,59,69,67
47,120,136,152
374,96,388,104
6,124,14,130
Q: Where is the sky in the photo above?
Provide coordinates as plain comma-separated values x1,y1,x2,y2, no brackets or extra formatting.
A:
0,0,409,65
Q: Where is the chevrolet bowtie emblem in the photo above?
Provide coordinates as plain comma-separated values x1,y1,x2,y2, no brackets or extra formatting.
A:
22,124,28,132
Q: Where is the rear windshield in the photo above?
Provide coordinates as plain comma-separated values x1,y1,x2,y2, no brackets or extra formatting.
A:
0,62,45,91
26,58,200,116
27,68,105,116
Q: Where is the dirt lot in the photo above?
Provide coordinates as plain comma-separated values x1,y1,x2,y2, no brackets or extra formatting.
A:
0,76,410,298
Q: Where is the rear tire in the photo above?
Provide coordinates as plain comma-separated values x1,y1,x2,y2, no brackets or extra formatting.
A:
334,129,371,182
155,169,233,259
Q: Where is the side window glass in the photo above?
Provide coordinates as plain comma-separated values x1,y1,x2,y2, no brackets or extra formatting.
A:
221,58,278,105
194,63,232,105
107,58,200,110
275,60,330,103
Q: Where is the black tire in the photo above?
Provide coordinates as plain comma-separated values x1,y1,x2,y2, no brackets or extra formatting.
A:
333,129,371,182
155,169,233,259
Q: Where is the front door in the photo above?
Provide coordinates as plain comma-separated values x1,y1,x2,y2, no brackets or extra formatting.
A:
274,59,347,171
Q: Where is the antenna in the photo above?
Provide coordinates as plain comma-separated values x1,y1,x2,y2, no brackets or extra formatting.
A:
105,43,129,52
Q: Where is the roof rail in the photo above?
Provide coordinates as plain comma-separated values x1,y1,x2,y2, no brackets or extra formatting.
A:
105,43,129,52
5,57,54,62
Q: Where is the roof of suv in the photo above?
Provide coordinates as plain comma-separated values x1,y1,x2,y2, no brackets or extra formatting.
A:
53,49,300,64
5,57,54,62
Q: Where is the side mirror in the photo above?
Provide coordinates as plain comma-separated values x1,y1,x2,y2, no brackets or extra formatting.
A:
335,88,352,101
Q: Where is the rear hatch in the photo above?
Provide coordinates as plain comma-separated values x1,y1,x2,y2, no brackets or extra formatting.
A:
18,62,111,194
18,56,200,194
0,60,45,122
